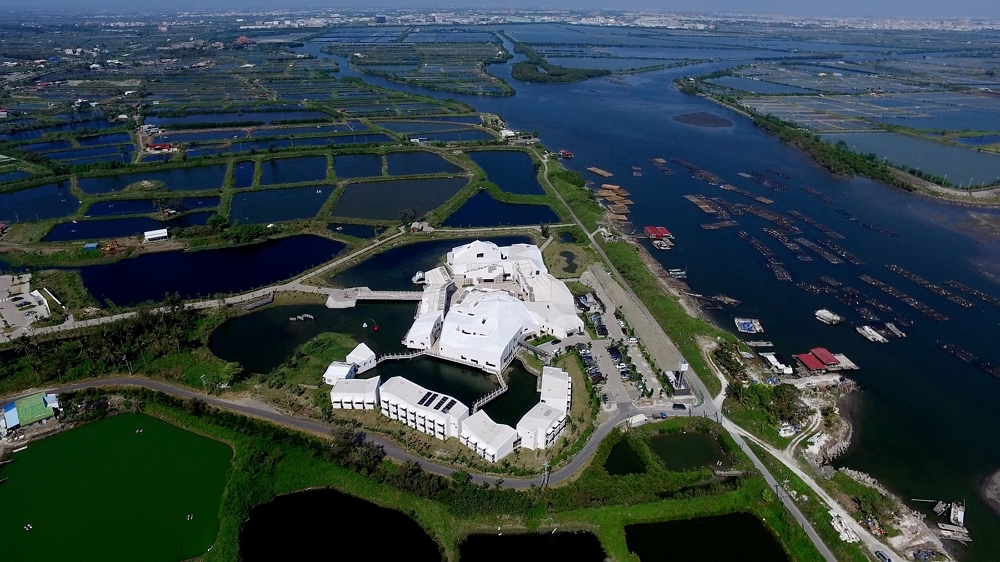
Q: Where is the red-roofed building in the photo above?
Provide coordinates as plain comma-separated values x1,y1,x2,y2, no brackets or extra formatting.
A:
796,353,827,372
810,347,839,366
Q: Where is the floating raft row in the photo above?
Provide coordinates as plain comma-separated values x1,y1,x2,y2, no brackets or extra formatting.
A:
648,158,674,175
684,194,717,214
944,280,1000,308
701,220,739,230
886,265,975,308
607,213,628,222
608,204,630,214
720,183,773,205
799,185,834,203
787,210,844,239
587,167,613,178
597,190,618,198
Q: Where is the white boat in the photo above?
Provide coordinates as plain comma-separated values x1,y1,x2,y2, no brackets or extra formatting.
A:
950,501,966,528
815,309,844,325
735,318,764,334
855,325,888,343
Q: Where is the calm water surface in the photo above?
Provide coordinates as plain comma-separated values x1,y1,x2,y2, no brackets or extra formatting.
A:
459,532,605,562
0,413,231,562
625,514,789,561
241,489,440,562
259,156,328,185
230,185,334,223
387,151,462,175
443,191,558,228
647,432,729,472
604,440,647,476
332,177,468,220
0,182,79,222
469,150,545,195
43,212,212,242
77,165,227,194
333,153,383,178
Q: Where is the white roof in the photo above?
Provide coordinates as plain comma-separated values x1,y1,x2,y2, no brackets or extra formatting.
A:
346,342,376,365
540,366,571,413
461,410,518,451
144,228,168,238
380,377,469,419
330,376,380,396
516,401,565,434
440,289,538,358
322,362,355,383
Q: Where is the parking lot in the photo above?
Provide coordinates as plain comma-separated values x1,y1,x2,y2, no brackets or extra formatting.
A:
0,274,51,332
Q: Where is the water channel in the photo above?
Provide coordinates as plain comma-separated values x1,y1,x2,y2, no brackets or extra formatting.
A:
298,36,1000,558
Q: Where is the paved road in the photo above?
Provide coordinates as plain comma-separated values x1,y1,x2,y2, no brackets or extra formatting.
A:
45,377,634,488
538,155,838,562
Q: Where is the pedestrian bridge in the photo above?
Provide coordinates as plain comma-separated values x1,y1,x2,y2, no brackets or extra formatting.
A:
326,287,423,309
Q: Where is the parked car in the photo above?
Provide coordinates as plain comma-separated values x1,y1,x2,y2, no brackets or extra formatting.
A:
875,552,891,562
627,337,638,344
550,339,561,345
672,403,687,411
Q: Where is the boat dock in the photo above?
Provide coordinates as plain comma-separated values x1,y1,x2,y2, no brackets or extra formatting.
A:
683,194,718,215
587,166,613,178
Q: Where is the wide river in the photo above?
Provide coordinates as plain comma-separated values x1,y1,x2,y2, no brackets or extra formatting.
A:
299,36,1000,558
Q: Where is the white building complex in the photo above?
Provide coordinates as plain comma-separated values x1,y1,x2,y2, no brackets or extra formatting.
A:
379,377,469,440
328,241,583,463
405,240,583,374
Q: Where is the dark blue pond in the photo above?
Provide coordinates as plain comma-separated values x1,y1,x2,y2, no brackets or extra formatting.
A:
260,156,328,185
443,191,558,228
234,161,255,188
18,140,73,152
469,150,545,195
78,132,132,146
333,154,383,178
79,235,346,306
956,134,1000,147
253,124,351,136
331,177,468,220
327,223,380,239
144,111,330,126
325,133,393,144
0,170,31,184
0,120,116,142
230,186,334,223
42,213,213,242
418,130,495,142
153,130,247,144
77,165,228,194
0,182,80,223
46,145,135,161
84,197,219,217
387,151,462,176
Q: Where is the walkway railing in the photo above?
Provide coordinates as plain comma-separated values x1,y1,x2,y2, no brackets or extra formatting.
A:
376,351,425,365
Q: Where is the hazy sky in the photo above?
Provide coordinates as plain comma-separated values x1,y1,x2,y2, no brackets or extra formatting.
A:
3,0,1000,19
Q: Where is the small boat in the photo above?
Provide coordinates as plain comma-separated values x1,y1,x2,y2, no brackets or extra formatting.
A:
855,325,888,343
815,309,844,325
735,318,764,334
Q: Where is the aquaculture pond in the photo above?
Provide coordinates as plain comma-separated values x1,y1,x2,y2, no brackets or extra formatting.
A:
259,156,328,185
386,151,463,175
77,165,228,194
233,161,255,188
18,139,73,152
331,235,531,291
153,130,246,144
84,197,219,217
327,223,380,239
647,432,730,472
0,413,231,562
469,150,545,195
230,186,334,223
332,177,469,220
625,514,789,561
822,131,1000,185
79,235,345,306
253,124,351,136
144,110,330,126
418,130,495,142
376,120,478,134
43,213,212,242
956,134,1000,147
0,182,80,222
459,532,606,562
240,489,440,562
78,132,132,146
604,439,648,476
0,120,116,142
333,153,383,178
443,191,559,228
0,170,31,183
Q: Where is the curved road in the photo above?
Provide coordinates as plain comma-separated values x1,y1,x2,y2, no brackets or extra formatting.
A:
48,377,633,488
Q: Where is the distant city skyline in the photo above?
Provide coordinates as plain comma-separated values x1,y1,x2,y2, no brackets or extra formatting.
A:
3,1,1000,19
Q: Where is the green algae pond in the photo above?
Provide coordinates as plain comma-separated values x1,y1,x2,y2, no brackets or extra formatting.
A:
0,413,232,562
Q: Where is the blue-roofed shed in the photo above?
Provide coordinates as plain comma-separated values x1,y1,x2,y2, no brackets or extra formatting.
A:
2,402,19,428
83,242,99,250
